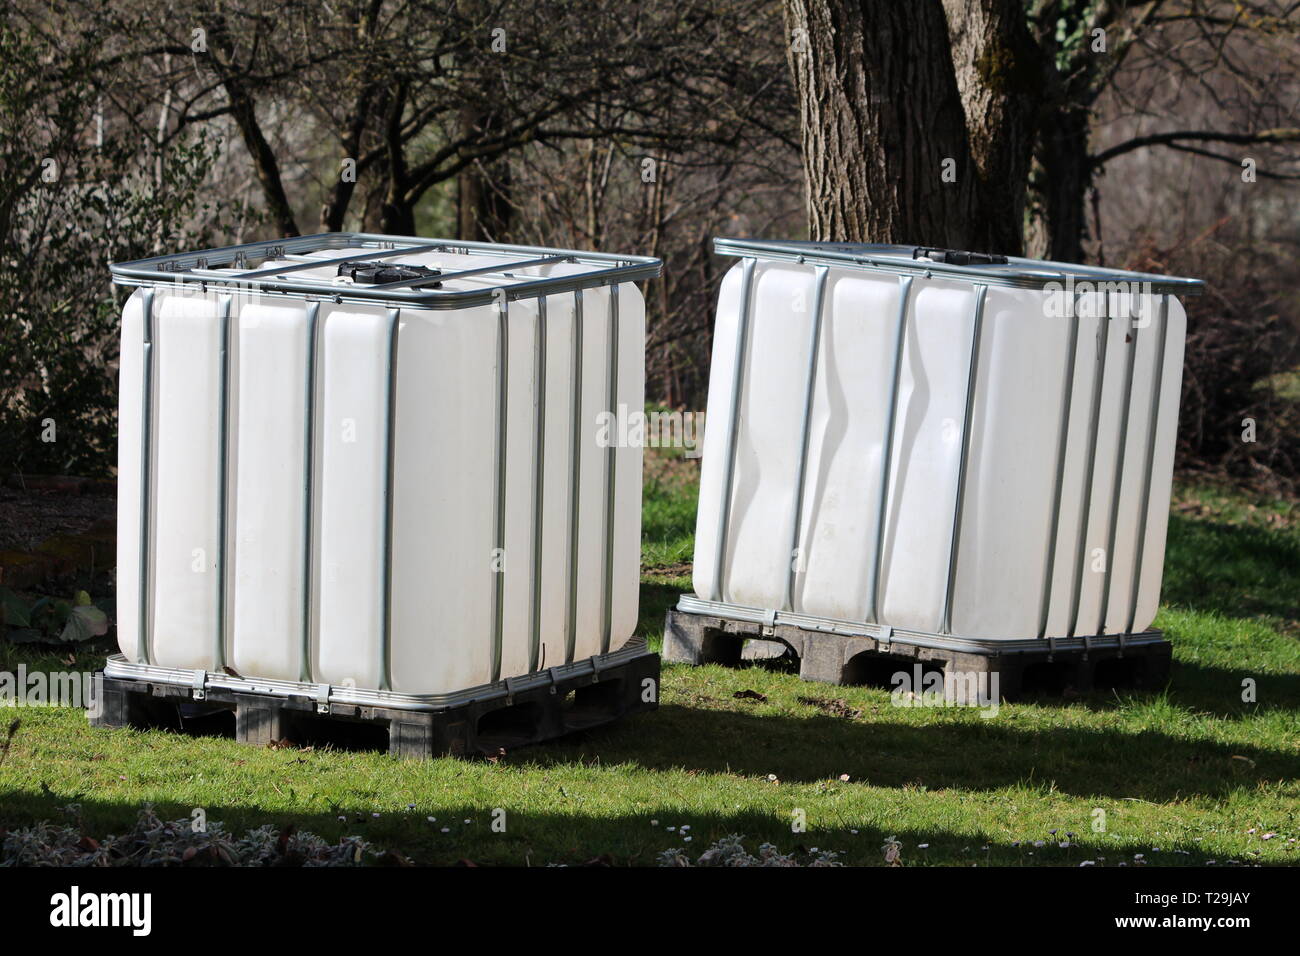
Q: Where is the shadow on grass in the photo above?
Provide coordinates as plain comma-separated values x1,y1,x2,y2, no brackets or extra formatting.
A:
1066,658,1300,721
25,658,1291,809
61,674,1292,803
512,701,1297,802
634,580,686,651
0,789,1240,867
1162,513,1300,623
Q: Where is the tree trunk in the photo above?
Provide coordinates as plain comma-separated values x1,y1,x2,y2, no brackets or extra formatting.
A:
318,1,387,233
319,85,378,233
378,79,415,236
456,161,513,242
208,18,299,238
1024,107,1091,262
456,110,513,242
1021,0,1122,262
783,0,1008,251
941,0,1041,256
227,89,299,238
380,199,416,235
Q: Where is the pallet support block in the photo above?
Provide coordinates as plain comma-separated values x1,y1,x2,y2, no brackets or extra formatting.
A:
234,693,288,746
89,679,131,728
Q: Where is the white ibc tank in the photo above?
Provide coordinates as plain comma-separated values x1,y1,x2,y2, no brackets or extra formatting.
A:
690,240,1201,648
110,234,659,699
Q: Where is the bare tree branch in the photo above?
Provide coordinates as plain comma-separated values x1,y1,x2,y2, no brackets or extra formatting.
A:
1093,127,1300,165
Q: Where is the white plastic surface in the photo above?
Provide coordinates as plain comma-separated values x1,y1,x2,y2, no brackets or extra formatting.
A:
693,259,1186,641
116,248,644,694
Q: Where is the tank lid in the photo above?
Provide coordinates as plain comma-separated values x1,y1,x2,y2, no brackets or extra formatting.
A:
714,238,1203,295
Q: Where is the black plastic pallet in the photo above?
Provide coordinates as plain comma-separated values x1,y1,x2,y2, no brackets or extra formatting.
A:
664,607,1171,702
90,648,660,758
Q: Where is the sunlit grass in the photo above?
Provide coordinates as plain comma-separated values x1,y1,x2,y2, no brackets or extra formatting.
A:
0,461,1295,866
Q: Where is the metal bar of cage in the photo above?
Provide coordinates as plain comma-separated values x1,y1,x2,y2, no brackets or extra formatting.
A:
710,257,757,604
379,308,401,691
530,295,548,672
712,238,1204,296
782,266,829,613
217,253,574,292
1066,292,1111,638
675,594,1166,658
136,289,156,665
565,289,585,665
110,233,662,309
213,242,447,280
104,637,653,714
116,232,652,279
214,294,233,672
865,275,914,624
299,302,321,683
121,267,658,311
1096,299,1142,638
1125,295,1171,636
369,254,573,292
600,284,620,655
491,297,510,682
939,284,988,635
1036,292,1082,639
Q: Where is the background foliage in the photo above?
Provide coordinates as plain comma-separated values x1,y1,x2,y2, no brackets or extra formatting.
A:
1,0,1297,487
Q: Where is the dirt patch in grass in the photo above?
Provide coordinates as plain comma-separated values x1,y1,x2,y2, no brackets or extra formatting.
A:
0,483,115,552
643,448,700,491
797,696,862,719
642,562,693,578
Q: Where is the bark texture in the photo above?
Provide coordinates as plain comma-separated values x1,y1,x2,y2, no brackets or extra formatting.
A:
1025,106,1092,262
208,17,300,238
941,0,1042,255
784,0,987,249
785,0,1044,252
456,110,514,242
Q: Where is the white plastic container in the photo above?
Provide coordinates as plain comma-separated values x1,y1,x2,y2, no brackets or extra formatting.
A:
685,240,1201,652
109,233,659,704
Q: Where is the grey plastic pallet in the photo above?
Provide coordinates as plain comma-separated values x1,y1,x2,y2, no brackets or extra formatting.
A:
90,648,659,758
664,607,1170,702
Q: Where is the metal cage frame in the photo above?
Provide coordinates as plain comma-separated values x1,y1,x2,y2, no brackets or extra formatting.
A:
110,231,662,309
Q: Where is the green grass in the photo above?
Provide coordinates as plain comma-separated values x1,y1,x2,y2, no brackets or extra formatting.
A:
640,449,698,574
0,464,1297,866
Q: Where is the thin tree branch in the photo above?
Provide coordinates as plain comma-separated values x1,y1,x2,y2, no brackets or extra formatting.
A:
1093,127,1300,165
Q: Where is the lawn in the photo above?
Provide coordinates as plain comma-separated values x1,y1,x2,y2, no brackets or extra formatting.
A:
0,452,1297,867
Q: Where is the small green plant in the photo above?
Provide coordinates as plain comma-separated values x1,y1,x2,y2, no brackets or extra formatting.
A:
0,587,108,644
